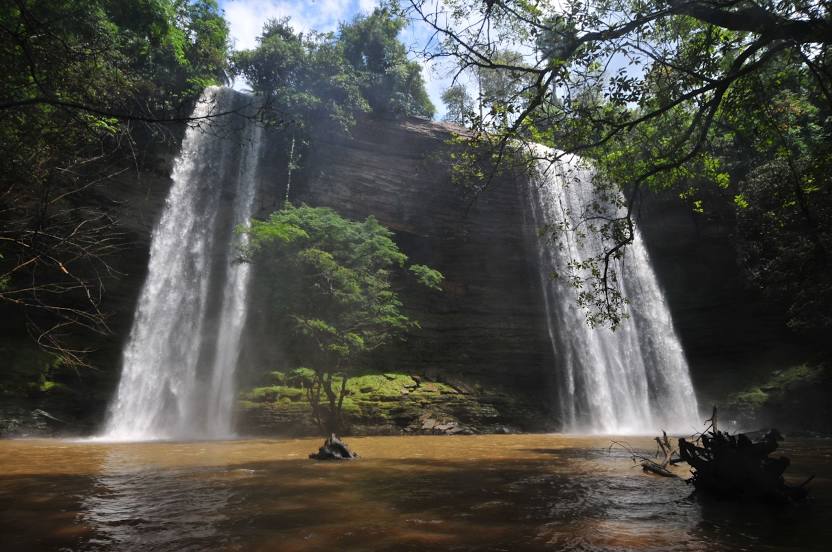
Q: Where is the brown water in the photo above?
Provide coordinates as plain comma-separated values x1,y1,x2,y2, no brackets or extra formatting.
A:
1,435,829,551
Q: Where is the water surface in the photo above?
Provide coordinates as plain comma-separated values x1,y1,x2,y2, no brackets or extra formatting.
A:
1,435,829,551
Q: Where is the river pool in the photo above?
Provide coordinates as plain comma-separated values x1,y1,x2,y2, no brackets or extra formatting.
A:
1,434,829,551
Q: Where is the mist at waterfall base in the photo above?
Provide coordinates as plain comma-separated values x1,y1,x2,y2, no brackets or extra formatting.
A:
528,147,701,435
99,85,698,441
101,87,263,441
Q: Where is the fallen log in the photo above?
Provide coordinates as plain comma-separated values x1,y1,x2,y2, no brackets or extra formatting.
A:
641,432,678,477
610,432,681,478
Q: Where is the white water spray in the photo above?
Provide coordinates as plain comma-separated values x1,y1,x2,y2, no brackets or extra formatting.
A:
102,87,262,440
528,147,700,434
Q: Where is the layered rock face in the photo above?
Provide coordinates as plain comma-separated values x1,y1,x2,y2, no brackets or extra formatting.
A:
3,111,817,436
241,117,557,432
636,192,808,407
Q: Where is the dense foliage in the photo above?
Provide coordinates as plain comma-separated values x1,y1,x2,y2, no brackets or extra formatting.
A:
338,6,435,119
243,203,443,434
232,4,435,132
0,0,230,364
231,19,368,132
422,0,831,334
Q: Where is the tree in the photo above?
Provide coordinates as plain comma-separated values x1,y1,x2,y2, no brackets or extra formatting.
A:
232,18,368,132
474,49,529,126
338,5,435,118
0,0,230,364
441,83,473,125
243,203,443,435
408,0,832,329
234,5,436,126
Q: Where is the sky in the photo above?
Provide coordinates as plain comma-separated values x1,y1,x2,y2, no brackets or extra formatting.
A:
218,0,450,118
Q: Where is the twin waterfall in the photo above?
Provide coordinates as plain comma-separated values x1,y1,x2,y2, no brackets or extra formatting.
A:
528,149,700,434
102,88,262,440
101,87,697,440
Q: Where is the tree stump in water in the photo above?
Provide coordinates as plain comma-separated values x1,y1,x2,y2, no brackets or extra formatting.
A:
678,410,812,503
309,434,359,460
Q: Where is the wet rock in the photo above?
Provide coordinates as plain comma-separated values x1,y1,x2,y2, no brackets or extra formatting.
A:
309,434,359,460
421,418,437,430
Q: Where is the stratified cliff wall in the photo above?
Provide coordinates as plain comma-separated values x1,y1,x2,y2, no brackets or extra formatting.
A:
636,191,809,407
239,116,557,432
302,119,552,390
3,110,821,436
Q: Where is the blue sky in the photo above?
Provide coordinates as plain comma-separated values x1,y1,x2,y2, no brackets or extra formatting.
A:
218,0,449,118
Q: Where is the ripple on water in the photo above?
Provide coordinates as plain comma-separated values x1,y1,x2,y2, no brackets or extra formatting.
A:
0,434,830,551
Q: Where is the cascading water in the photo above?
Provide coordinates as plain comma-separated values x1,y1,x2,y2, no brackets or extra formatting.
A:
102,87,262,440
528,147,700,434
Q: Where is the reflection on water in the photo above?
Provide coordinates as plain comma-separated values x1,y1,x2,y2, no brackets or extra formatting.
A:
81,448,236,550
0,435,829,551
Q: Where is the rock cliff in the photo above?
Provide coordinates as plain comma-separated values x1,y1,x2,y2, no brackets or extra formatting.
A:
2,111,822,436
240,116,556,433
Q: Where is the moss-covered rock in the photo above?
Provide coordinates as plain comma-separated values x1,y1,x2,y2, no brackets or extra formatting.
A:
236,369,548,436
722,363,831,433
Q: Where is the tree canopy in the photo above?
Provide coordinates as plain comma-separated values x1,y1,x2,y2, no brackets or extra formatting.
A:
0,0,230,363
411,0,831,332
243,203,443,434
232,4,435,130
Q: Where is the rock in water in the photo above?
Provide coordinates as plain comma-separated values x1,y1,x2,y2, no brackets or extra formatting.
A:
309,434,359,460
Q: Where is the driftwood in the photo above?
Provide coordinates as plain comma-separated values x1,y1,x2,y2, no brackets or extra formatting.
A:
309,434,359,460
642,431,678,477
678,408,813,503
610,431,681,478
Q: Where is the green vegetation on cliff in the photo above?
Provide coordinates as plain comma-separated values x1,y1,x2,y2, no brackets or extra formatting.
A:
724,363,831,432
429,0,832,336
242,203,443,435
237,369,541,436
1,0,230,365
232,4,434,130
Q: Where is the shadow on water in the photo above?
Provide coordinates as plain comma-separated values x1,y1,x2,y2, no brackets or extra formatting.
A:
0,436,830,551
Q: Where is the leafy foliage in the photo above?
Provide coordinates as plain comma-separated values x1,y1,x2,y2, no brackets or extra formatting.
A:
232,3,434,130
338,5,435,118
441,84,473,124
243,203,442,434
0,0,230,364
409,0,832,332
231,18,368,132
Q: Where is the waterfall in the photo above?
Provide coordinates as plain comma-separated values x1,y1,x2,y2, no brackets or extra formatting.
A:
101,87,262,441
528,147,700,434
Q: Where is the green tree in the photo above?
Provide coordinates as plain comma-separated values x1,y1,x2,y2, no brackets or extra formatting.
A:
232,18,368,132
243,203,443,435
409,0,832,330
441,84,473,124
474,49,529,127
0,0,230,364
234,5,435,127
338,5,435,118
